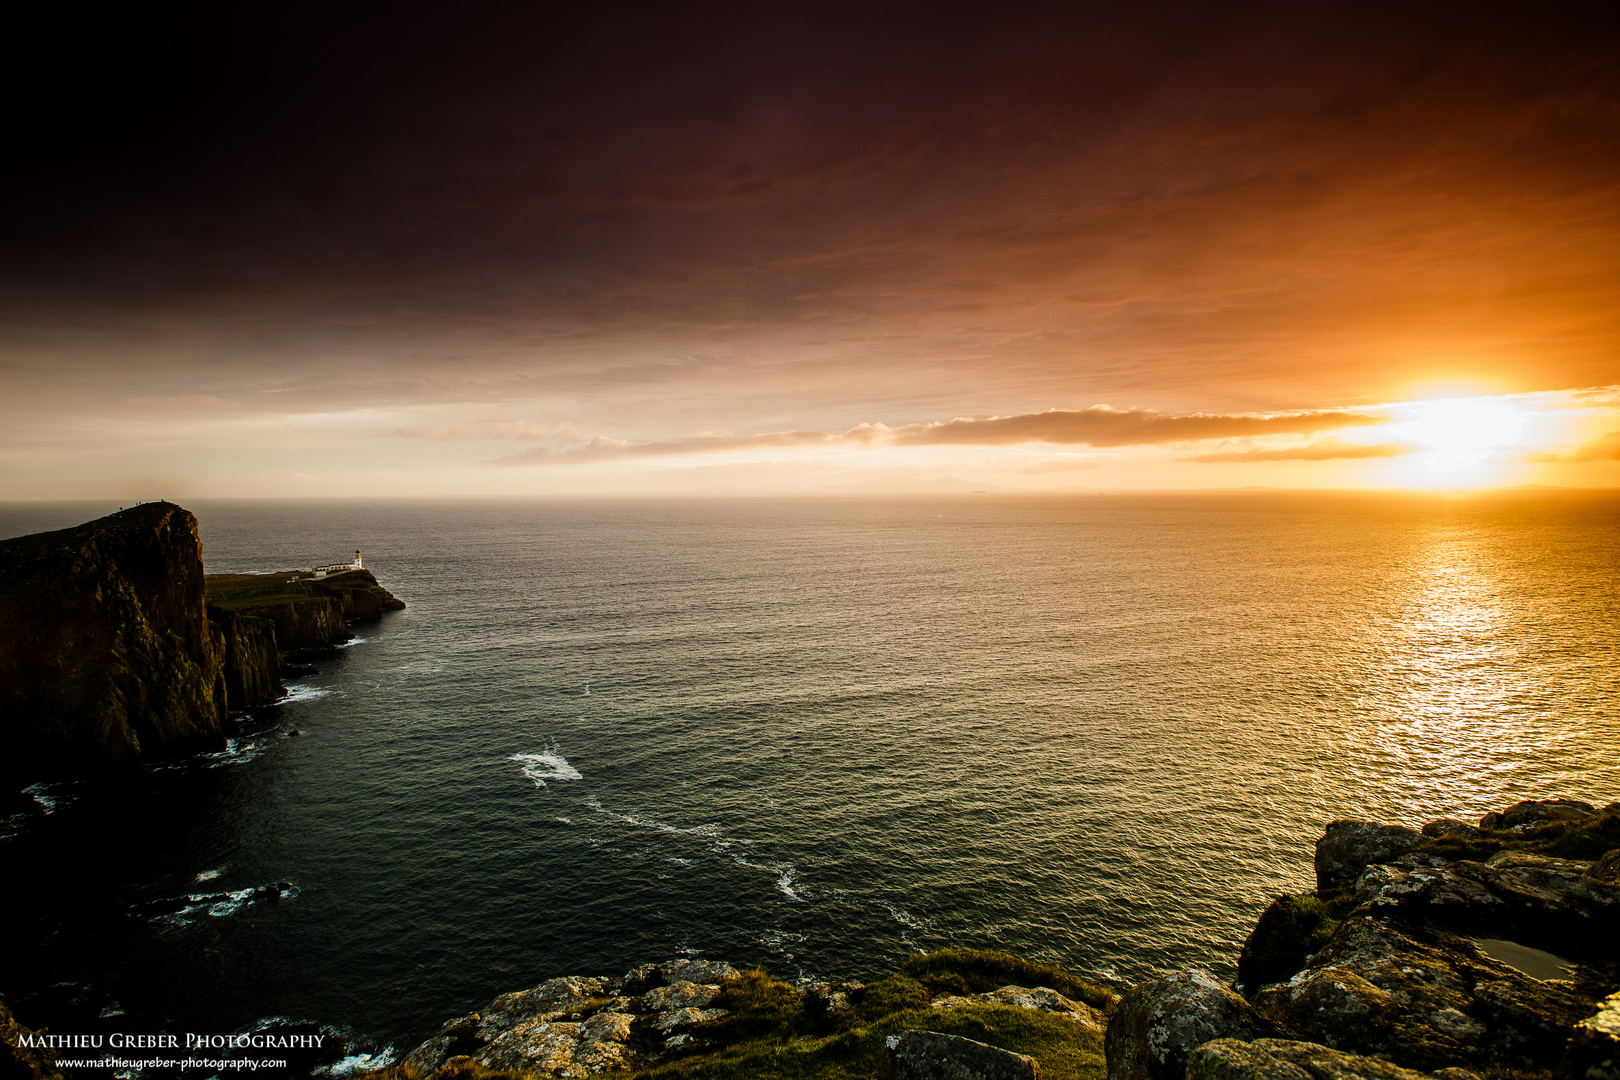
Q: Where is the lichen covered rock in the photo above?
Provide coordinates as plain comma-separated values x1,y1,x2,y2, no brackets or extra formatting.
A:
886,1029,1041,1080
404,960,740,1076
1189,1038,1450,1080
932,985,1105,1032
1315,821,1426,894
1105,969,1263,1080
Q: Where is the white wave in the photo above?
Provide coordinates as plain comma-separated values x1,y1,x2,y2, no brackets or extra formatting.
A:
881,902,929,930
583,796,720,837
555,816,573,824
201,737,266,768
318,1050,395,1077
580,796,800,899
511,751,583,788
22,783,58,814
157,883,299,923
280,685,332,703
726,852,803,901
195,867,226,882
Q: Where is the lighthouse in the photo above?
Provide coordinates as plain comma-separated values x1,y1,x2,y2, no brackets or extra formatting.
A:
353,550,363,569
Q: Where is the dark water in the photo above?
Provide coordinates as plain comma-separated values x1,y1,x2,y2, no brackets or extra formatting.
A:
3,493,1618,1068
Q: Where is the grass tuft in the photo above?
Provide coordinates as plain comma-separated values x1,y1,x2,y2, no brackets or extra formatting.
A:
900,949,1117,1012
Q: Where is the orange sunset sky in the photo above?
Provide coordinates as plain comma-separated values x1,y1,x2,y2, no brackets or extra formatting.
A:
2,3,1618,498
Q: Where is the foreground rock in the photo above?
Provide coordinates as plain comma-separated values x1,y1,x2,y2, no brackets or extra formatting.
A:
0,503,231,785
933,985,1106,1032
886,1030,1041,1080
1104,969,1263,1080
1557,990,1620,1080
1108,798,1620,1080
1188,1038,1452,1080
404,959,739,1076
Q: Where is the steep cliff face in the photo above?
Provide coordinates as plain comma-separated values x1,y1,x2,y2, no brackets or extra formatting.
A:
232,594,351,652
0,503,229,785
206,606,287,710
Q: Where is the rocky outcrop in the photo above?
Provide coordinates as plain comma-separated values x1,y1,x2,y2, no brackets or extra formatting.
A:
0,503,230,784
404,959,740,1077
1105,969,1264,1080
1188,1038,1460,1080
1251,913,1600,1072
886,1029,1041,1080
1108,798,1620,1080
1482,800,1603,831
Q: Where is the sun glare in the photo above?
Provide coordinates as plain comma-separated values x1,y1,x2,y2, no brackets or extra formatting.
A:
1394,397,1527,473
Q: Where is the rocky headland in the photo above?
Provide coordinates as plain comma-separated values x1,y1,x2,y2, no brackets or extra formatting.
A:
354,798,1618,1080
0,503,403,787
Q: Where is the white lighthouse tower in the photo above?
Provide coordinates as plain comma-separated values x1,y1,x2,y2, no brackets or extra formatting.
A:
352,550,363,569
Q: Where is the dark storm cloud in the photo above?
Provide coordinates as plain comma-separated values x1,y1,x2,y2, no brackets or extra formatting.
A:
4,1,1620,424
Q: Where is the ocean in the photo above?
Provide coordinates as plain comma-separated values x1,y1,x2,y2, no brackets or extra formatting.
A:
2,492,1618,1067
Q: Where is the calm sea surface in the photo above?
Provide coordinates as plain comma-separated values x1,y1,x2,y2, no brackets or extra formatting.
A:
2,493,1618,1064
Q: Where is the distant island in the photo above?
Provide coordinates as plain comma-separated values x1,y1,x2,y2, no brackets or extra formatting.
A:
0,502,403,788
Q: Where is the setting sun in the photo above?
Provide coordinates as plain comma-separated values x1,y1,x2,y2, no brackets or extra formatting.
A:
1392,397,1529,473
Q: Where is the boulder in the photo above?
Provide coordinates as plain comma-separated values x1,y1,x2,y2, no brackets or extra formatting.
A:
1188,1038,1455,1080
476,1010,637,1075
1315,822,1425,894
641,979,721,1012
1480,800,1597,830
801,978,866,1019
886,1030,1040,1080
1105,969,1264,1080
1556,991,1620,1080
1422,820,1486,841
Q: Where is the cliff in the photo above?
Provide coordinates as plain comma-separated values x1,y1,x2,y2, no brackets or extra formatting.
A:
0,504,408,780
204,567,405,707
0,503,229,786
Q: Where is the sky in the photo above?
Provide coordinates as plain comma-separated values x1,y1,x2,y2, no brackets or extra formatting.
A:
3,2,1619,498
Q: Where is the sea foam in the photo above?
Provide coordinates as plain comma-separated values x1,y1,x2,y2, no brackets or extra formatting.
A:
511,751,583,788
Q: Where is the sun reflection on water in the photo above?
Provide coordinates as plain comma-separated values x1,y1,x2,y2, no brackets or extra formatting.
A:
1335,515,1592,822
